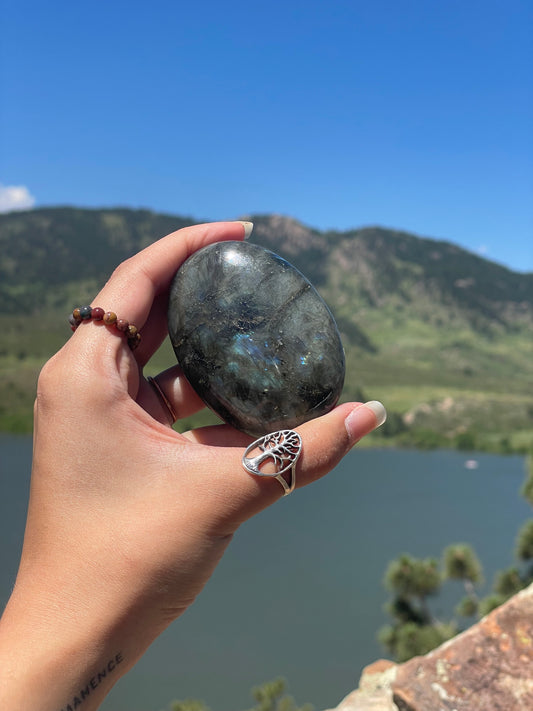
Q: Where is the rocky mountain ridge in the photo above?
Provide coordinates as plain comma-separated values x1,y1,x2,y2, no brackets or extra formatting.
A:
1,208,531,330
0,207,532,448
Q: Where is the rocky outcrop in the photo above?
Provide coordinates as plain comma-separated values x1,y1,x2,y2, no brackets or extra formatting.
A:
324,660,398,711
326,582,533,711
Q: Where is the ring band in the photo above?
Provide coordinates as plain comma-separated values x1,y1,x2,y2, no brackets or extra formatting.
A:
242,429,302,496
147,376,178,424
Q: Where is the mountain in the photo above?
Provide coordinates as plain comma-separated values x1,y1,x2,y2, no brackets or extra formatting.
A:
1,206,532,451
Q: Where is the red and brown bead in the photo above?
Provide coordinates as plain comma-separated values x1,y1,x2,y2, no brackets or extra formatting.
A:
69,306,140,351
103,311,117,325
127,332,142,350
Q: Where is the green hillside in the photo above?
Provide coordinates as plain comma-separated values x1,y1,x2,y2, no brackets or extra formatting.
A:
1,207,532,452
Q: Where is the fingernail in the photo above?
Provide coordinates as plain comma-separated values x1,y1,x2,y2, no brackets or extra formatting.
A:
364,400,387,428
345,400,387,441
235,221,254,239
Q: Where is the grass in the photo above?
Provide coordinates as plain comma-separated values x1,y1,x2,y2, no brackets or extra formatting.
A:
1,311,532,454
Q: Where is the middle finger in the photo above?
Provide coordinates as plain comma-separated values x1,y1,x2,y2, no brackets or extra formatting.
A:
139,365,206,424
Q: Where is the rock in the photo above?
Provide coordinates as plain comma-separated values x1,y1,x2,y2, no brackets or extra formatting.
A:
168,240,345,436
391,583,533,710
324,660,398,710
324,584,533,711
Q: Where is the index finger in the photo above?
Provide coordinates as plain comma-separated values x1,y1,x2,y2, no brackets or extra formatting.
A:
79,221,252,364
94,221,251,327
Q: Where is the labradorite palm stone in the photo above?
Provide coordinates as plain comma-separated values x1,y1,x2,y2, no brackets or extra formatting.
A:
167,241,345,436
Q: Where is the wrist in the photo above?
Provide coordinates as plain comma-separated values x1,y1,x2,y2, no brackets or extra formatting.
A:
0,575,155,711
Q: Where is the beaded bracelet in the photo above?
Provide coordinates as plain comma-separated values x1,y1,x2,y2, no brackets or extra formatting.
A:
68,306,141,350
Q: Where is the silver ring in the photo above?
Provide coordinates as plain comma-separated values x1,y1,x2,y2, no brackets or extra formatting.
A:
242,430,302,496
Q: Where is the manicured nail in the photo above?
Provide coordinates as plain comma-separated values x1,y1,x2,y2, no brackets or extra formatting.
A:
235,221,253,239
344,400,387,441
364,400,387,428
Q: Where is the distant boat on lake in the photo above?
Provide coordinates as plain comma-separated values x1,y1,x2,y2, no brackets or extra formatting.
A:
464,459,479,469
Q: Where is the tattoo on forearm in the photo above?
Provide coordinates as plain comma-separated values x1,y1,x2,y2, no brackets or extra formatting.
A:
58,652,124,711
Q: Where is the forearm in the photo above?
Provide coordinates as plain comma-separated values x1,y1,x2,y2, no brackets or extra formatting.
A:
0,509,225,711
0,220,386,711
0,631,124,711
0,578,156,711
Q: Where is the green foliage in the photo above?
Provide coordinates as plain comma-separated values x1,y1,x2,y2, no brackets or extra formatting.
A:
478,594,507,617
247,678,313,711
385,596,427,625
380,465,533,663
455,596,478,618
453,430,478,451
380,546,483,661
493,567,527,597
1,207,532,450
384,554,441,599
378,420,533,663
516,520,533,561
443,544,483,584
379,621,457,663
497,437,514,454
166,679,312,711
396,429,448,451
170,700,209,711
377,410,408,438
520,457,533,506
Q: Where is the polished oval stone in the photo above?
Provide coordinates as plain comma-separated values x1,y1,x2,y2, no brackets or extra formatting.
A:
167,241,345,436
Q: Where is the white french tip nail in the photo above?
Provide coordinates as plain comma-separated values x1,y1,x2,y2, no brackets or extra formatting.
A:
364,400,387,428
235,221,254,239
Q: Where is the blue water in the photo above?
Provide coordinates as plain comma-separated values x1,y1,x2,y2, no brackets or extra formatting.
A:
0,436,530,711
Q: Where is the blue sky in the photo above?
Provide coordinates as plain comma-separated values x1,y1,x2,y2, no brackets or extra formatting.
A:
1,0,532,272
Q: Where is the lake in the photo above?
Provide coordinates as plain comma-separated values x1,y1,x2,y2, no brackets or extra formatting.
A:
0,435,530,711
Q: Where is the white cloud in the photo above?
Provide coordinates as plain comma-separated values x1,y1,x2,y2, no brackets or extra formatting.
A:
476,244,489,257
0,184,36,213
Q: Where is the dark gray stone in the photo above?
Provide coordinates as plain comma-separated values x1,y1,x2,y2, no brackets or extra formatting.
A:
167,241,345,436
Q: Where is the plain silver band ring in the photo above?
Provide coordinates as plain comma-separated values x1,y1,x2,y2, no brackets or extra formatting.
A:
147,375,178,424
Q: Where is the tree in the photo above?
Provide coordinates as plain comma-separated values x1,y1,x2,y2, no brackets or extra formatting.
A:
443,543,483,617
516,520,533,561
443,544,482,586
493,567,525,597
478,594,507,617
384,554,440,623
520,456,533,506
247,678,313,711
455,596,478,618
384,555,441,599
380,553,460,661
167,679,312,711
454,430,477,451
379,453,533,661
379,621,456,663
378,410,408,438
380,547,486,661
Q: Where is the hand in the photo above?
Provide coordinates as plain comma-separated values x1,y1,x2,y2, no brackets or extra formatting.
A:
0,221,386,711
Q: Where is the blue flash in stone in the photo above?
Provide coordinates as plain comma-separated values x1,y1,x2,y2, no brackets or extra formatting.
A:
167,241,345,436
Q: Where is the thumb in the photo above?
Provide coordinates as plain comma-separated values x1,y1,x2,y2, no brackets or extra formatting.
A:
295,400,387,486
185,400,387,522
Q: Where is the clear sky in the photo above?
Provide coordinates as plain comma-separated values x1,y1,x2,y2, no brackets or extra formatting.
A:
1,0,532,272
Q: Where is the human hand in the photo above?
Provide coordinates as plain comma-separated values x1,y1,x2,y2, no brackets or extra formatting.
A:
0,221,386,711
